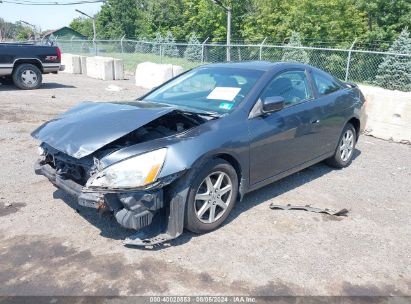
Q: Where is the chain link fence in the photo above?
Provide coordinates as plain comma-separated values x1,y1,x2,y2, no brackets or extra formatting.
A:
55,38,411,89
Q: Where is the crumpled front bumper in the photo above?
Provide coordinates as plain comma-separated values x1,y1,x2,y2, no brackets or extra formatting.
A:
34,160,164,231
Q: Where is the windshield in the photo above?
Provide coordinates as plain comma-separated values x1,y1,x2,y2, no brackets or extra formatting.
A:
143,67,264,114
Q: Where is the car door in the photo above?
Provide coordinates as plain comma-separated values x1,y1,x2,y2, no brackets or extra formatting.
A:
309,69,354,152
248,69,326,185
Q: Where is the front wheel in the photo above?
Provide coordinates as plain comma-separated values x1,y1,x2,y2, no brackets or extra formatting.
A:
326,123,356,168
185,159,238,234
12,63,42,90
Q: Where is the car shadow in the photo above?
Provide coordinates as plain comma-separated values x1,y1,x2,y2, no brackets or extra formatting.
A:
0,82,76,91
51,149,361,249
41,83,77,89
225,149,362,226
52,190,133,241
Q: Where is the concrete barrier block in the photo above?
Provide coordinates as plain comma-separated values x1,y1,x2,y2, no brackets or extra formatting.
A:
113,58,124,80
61,53,81,74
86,56,99,79
79,56,87,75
86,56,114,80
172,65,184,77
135,62,173,89
360,85,411,143
100,57,114,81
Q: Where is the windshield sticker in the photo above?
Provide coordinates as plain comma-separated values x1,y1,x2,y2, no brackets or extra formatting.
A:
219,102,234,110
207,87,241,101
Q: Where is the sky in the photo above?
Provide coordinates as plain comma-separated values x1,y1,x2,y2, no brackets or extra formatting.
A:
0,1,102,31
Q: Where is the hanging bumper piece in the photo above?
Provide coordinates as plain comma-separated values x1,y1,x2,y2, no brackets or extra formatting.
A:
270,203,349,216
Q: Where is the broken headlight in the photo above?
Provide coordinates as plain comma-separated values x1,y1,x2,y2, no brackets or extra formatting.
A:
37,146,45,156
86,148,167,189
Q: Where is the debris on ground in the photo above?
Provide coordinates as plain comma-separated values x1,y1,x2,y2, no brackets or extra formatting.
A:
270,203,349,216
5,203,12,207
105,84,123,92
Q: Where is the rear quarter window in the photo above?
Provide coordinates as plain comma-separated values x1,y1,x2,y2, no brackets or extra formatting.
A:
312,71,342,96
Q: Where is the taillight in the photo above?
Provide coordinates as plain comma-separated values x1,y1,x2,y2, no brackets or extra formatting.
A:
57,47,61,61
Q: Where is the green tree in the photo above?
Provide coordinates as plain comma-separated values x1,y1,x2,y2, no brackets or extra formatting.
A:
375,28,411,92
146,0,185,39
0,18,21,40
16,25,34,41
163,31,179,57
180,0,252,42
241,0,370,48
281,32,309,63
184,32,202,61
181,0,225,42
65,0,411,54
241,0,295,43
356,0,411,49
151,32,163,55
0,19,34,41
70,17,94,39
96,0,151,39
324,53,346,80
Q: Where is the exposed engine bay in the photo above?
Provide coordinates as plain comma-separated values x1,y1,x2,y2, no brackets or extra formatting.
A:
104,110,204,152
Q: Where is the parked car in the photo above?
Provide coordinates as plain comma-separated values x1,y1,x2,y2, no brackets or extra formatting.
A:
32,61,366,246
0,43,64,90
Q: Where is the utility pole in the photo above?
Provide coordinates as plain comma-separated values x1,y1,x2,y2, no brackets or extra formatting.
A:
211,0,231,61
19,20,38,41
75,9,97,55
345,38,357,82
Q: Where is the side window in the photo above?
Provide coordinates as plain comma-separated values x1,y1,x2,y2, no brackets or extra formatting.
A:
312,72,341,96
261,70,312,107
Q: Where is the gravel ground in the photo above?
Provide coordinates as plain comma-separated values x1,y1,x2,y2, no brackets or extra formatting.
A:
0,73,410,296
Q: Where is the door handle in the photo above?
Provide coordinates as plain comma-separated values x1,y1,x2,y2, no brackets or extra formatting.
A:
310,119,320,124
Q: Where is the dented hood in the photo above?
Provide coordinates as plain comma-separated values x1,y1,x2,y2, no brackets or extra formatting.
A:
31,101,174,159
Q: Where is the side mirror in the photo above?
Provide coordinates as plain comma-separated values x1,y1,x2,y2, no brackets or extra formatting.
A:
262,96,285,113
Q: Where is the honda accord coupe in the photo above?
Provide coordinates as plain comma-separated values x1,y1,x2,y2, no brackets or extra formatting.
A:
32,61,366,246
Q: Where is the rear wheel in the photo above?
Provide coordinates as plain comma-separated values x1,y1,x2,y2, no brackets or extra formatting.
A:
185,159,238,233
12,63,42,90
326,123,356,168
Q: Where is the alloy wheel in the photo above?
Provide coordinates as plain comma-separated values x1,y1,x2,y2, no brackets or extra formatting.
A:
194,171,233,224
340,129,354,162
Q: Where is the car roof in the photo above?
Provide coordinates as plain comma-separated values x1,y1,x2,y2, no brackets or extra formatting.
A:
202,61,310,71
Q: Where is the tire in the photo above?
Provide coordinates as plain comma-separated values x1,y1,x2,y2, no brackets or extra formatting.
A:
12,63,42,90
184,159,238,234
326,123,357,168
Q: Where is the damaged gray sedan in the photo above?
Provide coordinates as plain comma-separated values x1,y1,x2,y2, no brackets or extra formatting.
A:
32,61,366,246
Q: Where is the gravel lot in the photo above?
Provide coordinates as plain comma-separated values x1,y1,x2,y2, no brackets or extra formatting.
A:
0,73,410,296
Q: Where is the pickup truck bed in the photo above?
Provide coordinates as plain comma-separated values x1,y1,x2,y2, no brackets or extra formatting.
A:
0,43,64,90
